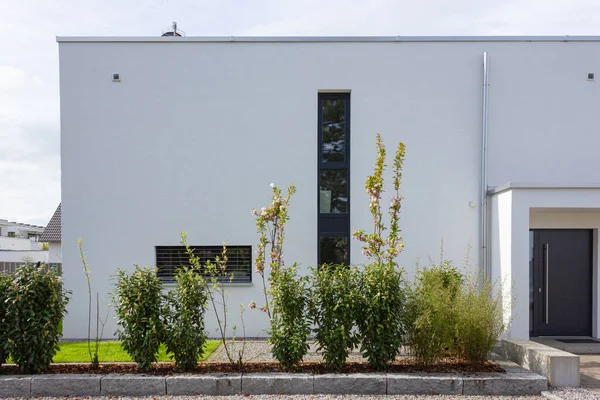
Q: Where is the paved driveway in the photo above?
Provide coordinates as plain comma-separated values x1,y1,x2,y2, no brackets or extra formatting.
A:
581,355,600,393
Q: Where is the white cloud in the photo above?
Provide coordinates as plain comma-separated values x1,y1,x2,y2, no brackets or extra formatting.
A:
2,0,600,225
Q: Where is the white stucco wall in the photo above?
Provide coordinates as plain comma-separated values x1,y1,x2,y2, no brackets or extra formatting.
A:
48,242,62,263
490,191,517,337
0,237,43,251
58,38,600,339
0,250,49,263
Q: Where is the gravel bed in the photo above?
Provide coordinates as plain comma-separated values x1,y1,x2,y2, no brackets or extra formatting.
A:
544,387,600,400
207,340,411,363
0,396,555,400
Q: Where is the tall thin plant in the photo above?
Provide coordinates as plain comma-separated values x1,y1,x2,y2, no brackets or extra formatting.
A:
78,239,109,369
181,233,246,369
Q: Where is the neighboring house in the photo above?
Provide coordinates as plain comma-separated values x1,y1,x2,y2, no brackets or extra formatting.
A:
58,35,600,341
40,203,62,263
0,219,45,244
0,219,48,272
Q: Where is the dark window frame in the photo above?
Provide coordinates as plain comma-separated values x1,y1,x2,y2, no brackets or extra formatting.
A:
155,245,252,283
317,93,351,266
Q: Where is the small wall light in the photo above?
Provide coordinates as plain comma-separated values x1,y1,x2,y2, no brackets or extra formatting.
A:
588,73,595,81
112,73,121,82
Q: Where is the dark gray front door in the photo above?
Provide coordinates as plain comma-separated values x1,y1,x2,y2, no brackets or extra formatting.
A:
530,229,593,337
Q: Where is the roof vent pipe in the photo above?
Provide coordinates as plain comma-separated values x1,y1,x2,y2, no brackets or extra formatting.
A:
161,21,186,37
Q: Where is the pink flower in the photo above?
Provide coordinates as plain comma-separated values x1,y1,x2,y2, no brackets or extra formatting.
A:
249,301,256,310
260,306,268,313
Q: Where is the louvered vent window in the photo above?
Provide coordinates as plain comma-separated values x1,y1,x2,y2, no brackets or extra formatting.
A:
156,245,252,283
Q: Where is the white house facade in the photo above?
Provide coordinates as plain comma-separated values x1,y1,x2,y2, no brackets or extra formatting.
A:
57,35,600,340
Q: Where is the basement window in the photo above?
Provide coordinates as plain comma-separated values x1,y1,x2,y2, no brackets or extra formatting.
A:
155,245,252,283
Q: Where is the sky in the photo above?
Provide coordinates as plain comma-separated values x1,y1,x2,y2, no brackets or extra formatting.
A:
1,0,600,226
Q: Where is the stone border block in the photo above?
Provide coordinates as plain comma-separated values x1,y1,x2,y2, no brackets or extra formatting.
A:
166,373,241,395
32,374,101,397
313,373,386,394
463,372,548,395
101,374,166,396
387,374,463,395
0,376,31,398
500,339,580,387
242,373,313,394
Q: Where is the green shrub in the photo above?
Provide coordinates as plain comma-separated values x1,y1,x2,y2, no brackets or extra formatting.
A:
112,266,165,372
164,266,209,371
5,264,70,373
405,261,462,365
454,276,505,364
356,262,407,370
310,264,360,371
269,264,311,370
0,273,11,366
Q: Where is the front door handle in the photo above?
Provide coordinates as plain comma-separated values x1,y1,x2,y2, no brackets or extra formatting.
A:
545,243,549,324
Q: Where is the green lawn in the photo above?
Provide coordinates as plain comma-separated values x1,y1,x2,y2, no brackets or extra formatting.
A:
8,340,221,363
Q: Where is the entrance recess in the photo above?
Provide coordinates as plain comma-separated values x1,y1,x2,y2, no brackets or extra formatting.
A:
530,229,593,337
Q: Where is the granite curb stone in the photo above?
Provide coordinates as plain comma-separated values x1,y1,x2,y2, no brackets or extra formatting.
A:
313,373,387,394
31,374,101,397
463,372,548,395
387,374,463,395
242,373,313,394
166,373,241,395
101,374,166,396
0,376,31,398
0,370,549,397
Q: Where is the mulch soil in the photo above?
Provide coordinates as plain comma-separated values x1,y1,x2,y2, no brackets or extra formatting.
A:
0,359,504,375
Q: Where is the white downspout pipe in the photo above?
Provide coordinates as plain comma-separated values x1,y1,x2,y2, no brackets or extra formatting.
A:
481,52,490,279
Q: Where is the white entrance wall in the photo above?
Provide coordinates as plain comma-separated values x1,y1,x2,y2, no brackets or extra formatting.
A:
490,183,600,339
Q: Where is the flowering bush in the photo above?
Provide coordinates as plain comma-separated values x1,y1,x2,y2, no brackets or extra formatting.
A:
251,183,296,319
353,134,405,264
354,134,408,370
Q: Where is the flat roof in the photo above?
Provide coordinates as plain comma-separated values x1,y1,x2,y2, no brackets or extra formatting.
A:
56,35,600,43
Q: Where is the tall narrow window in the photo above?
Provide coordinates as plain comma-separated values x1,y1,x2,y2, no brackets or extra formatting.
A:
318,93,350,266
